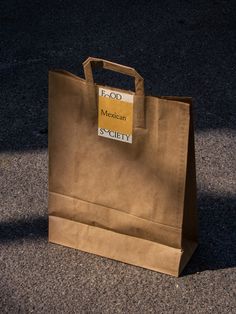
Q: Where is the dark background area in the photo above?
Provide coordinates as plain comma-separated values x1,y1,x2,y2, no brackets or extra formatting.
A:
0,0,236,151
0,0,235,313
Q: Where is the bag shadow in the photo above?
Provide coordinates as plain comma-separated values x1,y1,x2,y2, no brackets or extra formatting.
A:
183,193,236,275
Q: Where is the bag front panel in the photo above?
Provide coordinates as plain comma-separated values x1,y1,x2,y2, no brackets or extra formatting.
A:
49,72,190,243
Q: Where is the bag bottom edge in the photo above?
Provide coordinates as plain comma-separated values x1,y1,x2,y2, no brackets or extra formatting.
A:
48,215,197,277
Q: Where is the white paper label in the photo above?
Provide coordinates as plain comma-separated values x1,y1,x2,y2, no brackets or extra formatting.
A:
98,87,134,144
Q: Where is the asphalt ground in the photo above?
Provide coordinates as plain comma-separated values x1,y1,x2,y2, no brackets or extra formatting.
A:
0,0,236,313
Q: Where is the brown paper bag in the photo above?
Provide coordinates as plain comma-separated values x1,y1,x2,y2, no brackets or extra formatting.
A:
48,57,198,276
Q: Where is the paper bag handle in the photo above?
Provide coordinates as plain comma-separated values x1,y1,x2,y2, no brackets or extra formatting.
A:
83,57,144,96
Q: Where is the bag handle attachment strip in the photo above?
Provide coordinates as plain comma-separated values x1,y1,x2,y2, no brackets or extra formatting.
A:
83,57,144,96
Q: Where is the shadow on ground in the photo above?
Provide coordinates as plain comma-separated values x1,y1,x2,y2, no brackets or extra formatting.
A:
0,217,47,242
183,194,236,275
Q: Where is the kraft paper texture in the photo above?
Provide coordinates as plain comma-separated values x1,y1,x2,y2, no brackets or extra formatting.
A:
48,57,198,276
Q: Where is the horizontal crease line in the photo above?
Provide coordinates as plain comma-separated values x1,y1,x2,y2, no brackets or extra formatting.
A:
49,215,181,253
49,190,181,231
